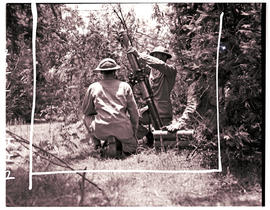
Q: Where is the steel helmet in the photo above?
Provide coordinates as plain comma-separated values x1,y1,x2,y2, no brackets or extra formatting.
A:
150,46,172,59
94,58,121,71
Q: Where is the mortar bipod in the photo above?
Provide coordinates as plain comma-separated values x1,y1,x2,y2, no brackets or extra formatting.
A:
152,130,194,152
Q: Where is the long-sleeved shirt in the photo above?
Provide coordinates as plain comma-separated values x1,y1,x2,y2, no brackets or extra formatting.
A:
82,79,139,140
138,53,177,120
176,81,198,126
177,77,217,132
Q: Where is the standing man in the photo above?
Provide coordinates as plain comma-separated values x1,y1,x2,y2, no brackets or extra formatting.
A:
82,58,139,157
127,46,177,145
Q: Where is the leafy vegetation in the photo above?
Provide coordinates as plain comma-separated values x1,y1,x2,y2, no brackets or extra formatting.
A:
160,3,263,174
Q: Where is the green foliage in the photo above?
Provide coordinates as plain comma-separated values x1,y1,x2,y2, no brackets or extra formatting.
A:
6,4,33,122
161,3,263,169
6,3,174,122
218,3,262,168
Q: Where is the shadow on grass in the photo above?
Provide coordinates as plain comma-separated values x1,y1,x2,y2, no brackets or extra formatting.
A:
170,180,262,207
6,167,110,207
171,191,261,206
170,160,262,206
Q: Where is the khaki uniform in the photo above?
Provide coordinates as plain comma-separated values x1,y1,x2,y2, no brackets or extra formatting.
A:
139,53,177,123
82,79,139,153
177,77,217,135
135,53,177,140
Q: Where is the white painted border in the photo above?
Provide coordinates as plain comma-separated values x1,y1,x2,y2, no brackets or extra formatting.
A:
216,12,224,172
29,2,37,190
33,169,222,175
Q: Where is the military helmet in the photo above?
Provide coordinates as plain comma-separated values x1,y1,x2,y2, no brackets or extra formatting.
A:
94,58,121,71
150,46,172,59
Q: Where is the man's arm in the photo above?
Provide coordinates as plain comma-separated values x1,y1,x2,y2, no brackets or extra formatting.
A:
126,48,177,78
82,86,96,116
126,84,139,135
139,53,177,78
166,82,198,131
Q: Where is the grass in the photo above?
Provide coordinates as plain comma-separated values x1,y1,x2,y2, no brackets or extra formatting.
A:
6,122,262,207
69,149,205,171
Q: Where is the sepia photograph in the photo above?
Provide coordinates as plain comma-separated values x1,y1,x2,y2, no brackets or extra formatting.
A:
4,1,265,207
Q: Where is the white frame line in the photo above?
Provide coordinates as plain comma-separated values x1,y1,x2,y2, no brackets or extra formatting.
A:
28,7,224,188
216,12,224,172
29,2,37,190
32,169,222,175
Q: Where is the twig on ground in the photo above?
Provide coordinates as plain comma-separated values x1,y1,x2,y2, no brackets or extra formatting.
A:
186,145,199,161
79,167,87,206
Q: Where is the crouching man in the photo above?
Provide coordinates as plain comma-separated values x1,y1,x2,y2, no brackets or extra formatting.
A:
82,58,139,158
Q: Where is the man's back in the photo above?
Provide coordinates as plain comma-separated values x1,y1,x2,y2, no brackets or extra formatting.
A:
83,79,138,140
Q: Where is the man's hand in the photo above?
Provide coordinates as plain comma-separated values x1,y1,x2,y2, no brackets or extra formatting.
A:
164,120,185,132
127,47,139,58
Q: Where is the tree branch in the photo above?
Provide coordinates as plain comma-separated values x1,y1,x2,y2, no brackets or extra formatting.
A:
50,4,58,19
